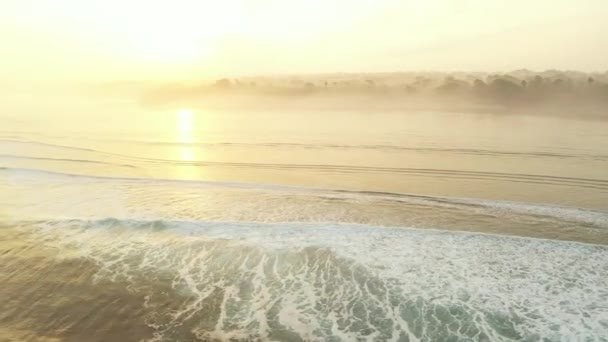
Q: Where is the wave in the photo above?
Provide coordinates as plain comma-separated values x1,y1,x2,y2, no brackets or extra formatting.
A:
159,162,608,191
13,217,608,247
8,218,608,341
3,139,608,192
3,166,608,230
132,141,608,161
0,154,137,168
3,152,608,192
0,138,134,162
3,162,608,339
3,137,608,161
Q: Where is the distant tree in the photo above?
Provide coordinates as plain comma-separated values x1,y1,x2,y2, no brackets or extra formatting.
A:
530,75,544,88
215,78,232,88
473,79,486,88
405,84,417,93
413,77,432,88
488,78,524,104
472,79,487,98
492,78,521,90
437,77,468,94
588,77,595,84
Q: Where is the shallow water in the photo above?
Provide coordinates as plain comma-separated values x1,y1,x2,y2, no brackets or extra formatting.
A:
1,104,608,341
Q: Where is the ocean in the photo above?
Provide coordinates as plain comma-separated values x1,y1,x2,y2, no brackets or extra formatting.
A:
1,104,608,341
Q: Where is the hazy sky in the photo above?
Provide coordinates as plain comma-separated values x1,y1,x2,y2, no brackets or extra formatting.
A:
1,0,607,83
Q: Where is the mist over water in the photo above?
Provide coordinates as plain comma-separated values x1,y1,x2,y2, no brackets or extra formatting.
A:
2,96,608,341
134,71,608,119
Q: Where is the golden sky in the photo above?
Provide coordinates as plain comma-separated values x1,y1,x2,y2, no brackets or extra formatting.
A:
1,0,607,83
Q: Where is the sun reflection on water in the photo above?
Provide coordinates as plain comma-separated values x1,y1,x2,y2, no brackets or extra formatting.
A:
174,109,200,179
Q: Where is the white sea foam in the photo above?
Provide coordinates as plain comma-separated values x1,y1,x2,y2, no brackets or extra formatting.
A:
2,166,608,231
18,219,608,341
3,166,608,340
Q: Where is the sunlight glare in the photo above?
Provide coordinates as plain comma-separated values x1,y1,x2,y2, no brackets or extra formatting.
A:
174,109,200,178
176,109,195,161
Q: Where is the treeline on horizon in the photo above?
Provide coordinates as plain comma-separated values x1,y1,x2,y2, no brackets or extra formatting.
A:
140,70,608,115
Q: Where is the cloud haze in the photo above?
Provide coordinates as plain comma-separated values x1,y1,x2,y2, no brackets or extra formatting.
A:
1,0,607,84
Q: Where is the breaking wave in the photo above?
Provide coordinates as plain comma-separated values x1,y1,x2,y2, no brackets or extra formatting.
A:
2,166,608,340
8,218,608,341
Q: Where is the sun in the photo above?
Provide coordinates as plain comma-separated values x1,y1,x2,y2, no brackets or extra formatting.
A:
111,26,215,64
122,26,217,63
89,1,244,64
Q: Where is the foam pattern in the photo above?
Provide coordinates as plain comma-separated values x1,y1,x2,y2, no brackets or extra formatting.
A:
19,219,608,341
